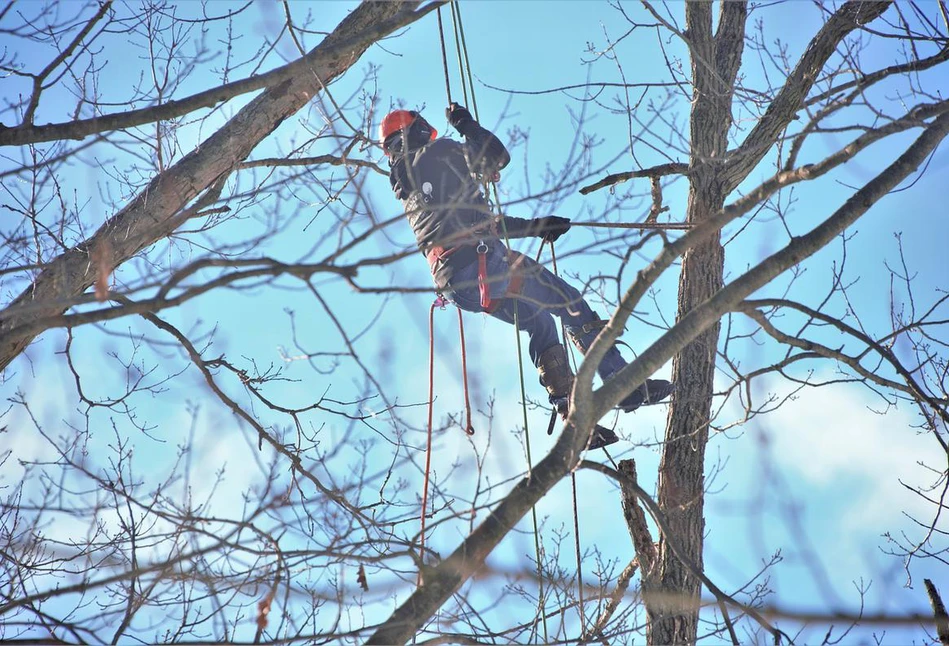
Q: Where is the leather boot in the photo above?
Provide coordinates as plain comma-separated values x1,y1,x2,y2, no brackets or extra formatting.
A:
566,318,674,413
536,345,618,450
616,378,675,413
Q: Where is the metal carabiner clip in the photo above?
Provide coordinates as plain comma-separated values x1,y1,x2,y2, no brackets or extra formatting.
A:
476,239,488,255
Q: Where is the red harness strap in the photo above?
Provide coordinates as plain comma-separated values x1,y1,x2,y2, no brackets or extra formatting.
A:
428,242,524,313
479,245,524,313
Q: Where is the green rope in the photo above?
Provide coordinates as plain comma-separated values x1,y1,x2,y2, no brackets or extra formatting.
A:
435,7,452,104
451,0,479,120
447,1,469,108
550,241,586,635
443,0,547,639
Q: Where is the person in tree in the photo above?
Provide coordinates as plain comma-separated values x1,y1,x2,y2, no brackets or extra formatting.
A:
381,103,672,448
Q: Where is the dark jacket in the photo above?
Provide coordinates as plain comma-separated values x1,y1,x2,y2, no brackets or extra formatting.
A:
388,120,534,287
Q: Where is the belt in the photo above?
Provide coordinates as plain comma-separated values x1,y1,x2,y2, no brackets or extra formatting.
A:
425,245,463,270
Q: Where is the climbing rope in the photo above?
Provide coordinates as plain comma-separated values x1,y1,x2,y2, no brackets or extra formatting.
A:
548,240,587,632
420,5,473,589
421,298,476,579
456,306,476,436
420,301,437,585
449,0,477,118
435,7,452,105
428,2,548,640
420,299,477,583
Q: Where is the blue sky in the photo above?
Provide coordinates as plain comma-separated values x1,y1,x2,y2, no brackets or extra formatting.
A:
2,1,948,643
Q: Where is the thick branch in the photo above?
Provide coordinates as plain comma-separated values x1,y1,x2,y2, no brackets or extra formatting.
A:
578,162,688,195
0,2,440,147
0,1,426,373
723,1,891,193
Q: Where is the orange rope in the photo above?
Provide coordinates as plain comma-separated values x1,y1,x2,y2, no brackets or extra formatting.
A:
420,299,477,585
457,308,476,435
420,301,437,585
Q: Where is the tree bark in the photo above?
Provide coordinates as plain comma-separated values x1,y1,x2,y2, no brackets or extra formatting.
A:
649,2,742,643
647,2,892,643
0,0,424,373
925,579,949,646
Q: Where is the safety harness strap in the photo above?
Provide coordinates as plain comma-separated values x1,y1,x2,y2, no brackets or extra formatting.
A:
478,244,524,313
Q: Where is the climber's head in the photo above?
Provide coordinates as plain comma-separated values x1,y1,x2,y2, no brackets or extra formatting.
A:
380,109,437,158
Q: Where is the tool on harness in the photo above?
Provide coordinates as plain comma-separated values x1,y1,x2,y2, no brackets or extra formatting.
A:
580,319,608,335
476,240,491,311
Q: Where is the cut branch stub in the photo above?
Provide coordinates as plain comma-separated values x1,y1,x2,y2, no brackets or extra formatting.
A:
618,459,657,574
925,579,949,646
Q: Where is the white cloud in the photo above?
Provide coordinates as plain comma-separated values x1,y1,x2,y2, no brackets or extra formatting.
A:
757,380,936,532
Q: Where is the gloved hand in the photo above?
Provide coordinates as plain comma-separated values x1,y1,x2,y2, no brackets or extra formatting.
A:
533,215,571,242
389,158,413,200
446,102,475,134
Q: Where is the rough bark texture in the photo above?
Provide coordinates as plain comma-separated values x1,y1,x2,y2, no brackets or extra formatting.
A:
650,2,740,643
618,459,661,638
0,0,422,373
619,460,657,574
925,578,949,646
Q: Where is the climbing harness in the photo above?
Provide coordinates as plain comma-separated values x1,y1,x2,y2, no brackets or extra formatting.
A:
474,241,526,313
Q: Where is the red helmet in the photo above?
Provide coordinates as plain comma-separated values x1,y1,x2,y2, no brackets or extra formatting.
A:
379,109,437,145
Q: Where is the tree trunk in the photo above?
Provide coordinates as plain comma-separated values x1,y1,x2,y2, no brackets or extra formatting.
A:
649,2,743,643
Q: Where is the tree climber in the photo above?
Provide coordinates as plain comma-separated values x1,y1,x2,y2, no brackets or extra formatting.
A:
381,103,673,449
